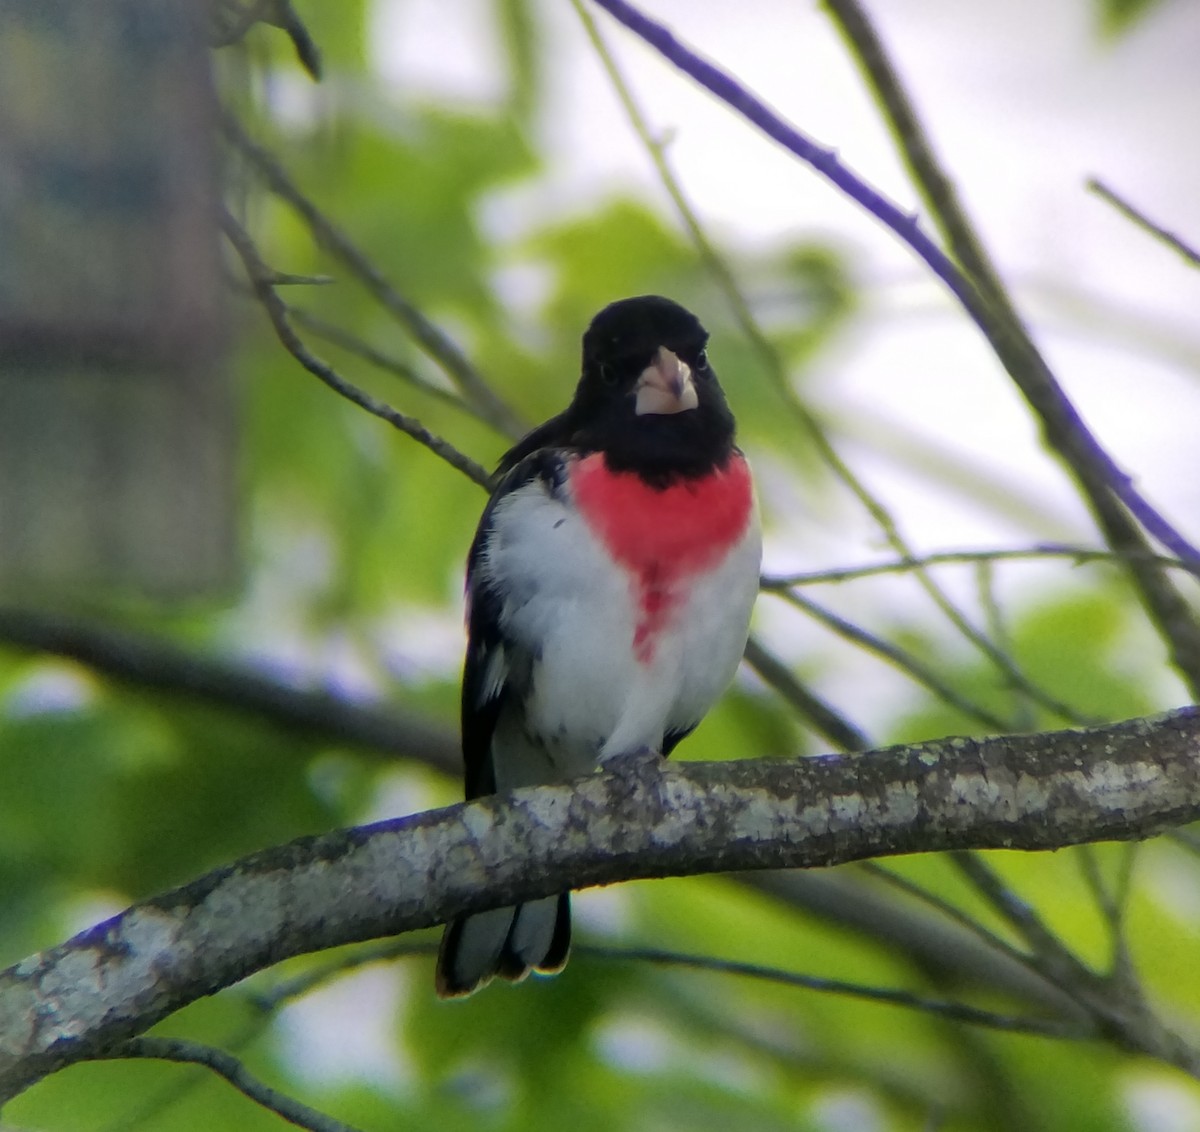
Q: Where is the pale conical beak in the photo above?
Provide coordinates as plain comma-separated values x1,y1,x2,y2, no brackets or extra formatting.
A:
634,347,699,416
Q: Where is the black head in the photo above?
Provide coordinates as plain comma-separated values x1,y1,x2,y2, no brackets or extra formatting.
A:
566,295,736,481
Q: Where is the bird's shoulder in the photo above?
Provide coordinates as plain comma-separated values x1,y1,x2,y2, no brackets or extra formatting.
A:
469,445,574,566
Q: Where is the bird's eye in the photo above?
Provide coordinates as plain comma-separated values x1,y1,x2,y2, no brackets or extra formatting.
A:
695,348,710,372
598,362,617,385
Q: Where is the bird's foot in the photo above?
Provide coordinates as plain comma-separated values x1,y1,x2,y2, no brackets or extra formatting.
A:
600,745,665,776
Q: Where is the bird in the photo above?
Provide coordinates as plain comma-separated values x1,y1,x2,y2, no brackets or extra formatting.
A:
435,294,761,998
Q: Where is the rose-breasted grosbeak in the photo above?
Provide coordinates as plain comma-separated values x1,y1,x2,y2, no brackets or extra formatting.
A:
435,295,760,997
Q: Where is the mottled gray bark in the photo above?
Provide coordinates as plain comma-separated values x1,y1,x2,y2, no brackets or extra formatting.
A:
2,707,1199,1101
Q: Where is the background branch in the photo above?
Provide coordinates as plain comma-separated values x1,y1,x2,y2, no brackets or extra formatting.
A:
221,208,493,488
221,112,527,440
762,544,1195,588
0,606,459,774
1088,178,1200,268
743,635,870,752
118,1038,360,1132
820,0,1200,695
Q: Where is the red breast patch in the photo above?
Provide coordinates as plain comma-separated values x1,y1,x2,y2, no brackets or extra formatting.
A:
570,453,754,663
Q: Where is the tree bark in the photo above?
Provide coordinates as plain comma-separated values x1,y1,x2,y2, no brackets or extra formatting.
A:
2,707,1198,1101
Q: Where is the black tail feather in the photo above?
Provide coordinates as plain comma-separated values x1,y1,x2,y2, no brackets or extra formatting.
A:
436,893,572,998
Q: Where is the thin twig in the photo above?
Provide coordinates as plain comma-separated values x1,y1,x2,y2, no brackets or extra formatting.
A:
220,208,493,488
1076,844,1138,988
117,1038,362,1132
743,635,870,752
763,544,1194,588
939,853,1181,1058
98,1018,271,1132
221,110,526,440
1077,847,1120,942
771,588,1016,731
267,271,334,286
858,861,1036,971
270,0,323,78
817,0,1200,570
949,852,1083,974
211,0,321,78
975,560,1037,731
744,869,1089,1022
289,307,484,418
249,936,1086,1039
1088,178,1200,268
580,946,1090,1038
250,941,438,1014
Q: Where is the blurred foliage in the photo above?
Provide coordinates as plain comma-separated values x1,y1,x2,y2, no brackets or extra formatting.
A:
2,1,1199,1130
1094,0,1167,38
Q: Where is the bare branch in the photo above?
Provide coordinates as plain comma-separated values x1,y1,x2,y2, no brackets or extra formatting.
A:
742,868,1088,1022
769,588,1018,731
213,2,321,78
220,112,527,440
220,208,493,489
743,635,870,752
288,307,485,421
1088,178,1200,268
1077,842,1137,986
4,707,1200,1099
949,851,1081,970
587,0,1200,574
0,606,459,775
118,1038,361,1132
582,946,1088,1038
249,934,1072,1038
818,0,1200,693
854,861,1032,971
763,544,1194,588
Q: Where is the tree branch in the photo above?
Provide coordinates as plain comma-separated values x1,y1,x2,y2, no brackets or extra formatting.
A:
212,1,322,79
583,946,1087,1038
818,0,1200,696
117,1037,361,1132
743,635,870,752
4,707,1200,1099
762,544,1196,588
0,606,459,775
743,867,1088,1021
220,208,494,489
1088,178,1200,268
586,0,1200,571
221,111,527,440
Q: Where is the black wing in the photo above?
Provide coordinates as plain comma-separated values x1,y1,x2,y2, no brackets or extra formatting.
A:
493,407,574,478
460,448,571,799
